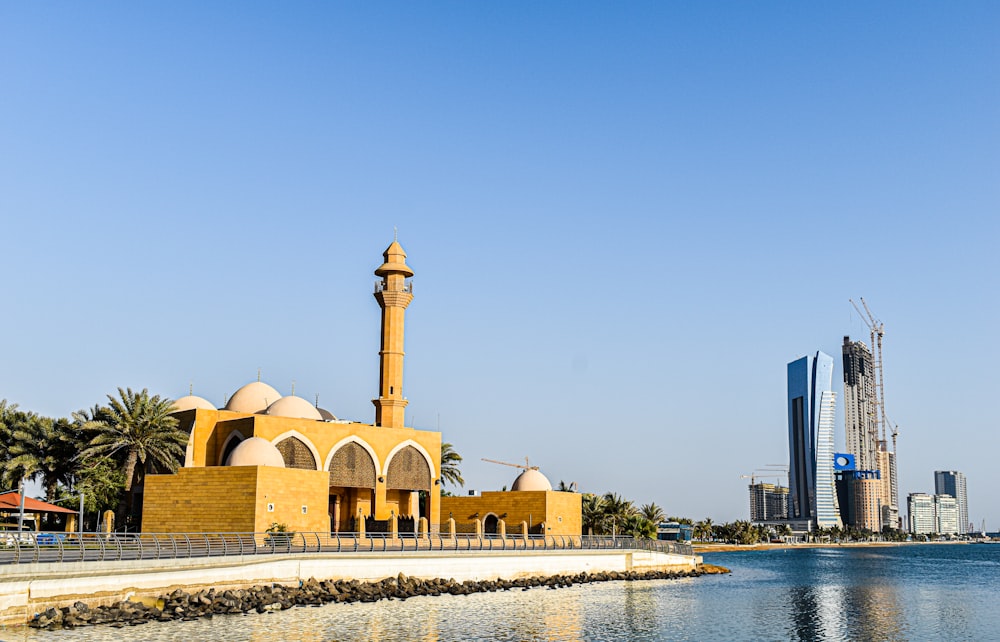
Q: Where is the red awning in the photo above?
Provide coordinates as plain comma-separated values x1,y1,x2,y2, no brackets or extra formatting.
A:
0,492,77,514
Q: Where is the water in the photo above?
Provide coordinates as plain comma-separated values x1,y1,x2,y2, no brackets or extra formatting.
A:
13,544,1000,641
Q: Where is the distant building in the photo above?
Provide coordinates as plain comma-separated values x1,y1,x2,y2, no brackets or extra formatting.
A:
842,338,879,471
657,522,693,542
749,482,788,522
908,493,936,534
787,352,841,528
935,494,960,535
836,469,882,533
877,445,898,530
934,471,968,534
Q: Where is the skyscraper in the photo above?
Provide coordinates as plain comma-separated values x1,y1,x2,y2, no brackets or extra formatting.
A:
788,351,841,528
935,471,968,534
842,337,878,472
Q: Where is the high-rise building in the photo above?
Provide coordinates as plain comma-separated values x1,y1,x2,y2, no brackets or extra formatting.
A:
837,469,882,533
935,495,960,535
908,493,936,534
878,445,899,529
842,337,879,472
935,471,968,534
787,351,841,528
749,482,789,522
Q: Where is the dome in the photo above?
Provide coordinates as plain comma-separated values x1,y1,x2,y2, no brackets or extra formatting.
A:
171,395,215,413
265,395,323,420
225,437,285,467
224,381,282,413
317,407,338,421
511,469,552,492
375,240,414,278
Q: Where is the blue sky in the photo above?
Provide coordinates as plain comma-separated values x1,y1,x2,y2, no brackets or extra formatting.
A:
1,3,997,525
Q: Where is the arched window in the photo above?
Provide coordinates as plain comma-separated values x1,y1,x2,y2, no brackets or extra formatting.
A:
275,436,317,470
385,445,431,491
329,442,377,488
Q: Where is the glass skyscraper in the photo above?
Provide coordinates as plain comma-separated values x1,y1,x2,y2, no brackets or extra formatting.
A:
788,351,842,528
934,470,968,534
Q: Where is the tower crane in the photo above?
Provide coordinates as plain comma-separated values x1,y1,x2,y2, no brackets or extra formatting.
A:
850,298,887,444
481,457,538,471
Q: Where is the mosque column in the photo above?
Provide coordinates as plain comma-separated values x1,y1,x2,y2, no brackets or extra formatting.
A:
372,238,414,429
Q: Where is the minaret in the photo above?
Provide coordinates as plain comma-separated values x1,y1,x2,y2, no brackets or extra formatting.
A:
372,238,414,428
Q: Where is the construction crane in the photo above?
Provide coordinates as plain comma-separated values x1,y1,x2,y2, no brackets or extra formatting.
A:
481,457,538,471
850,298,887,444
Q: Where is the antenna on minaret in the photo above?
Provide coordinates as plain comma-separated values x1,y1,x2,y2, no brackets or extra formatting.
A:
315,393,320,409
393,226,398,242
257,368,261,382
291,380,296,396
189,382,193,395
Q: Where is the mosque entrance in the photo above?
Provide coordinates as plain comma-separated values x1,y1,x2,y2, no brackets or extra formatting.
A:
385,446,431,524
328,442,378,533
484,514,499,535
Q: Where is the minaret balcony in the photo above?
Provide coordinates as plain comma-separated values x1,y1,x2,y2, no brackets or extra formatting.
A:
374,279,413,294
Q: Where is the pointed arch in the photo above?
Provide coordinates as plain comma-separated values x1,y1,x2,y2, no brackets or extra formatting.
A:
324,436,381,474
326,438,378,489
271,430,321,470
384,441,434,491
218,429,246,466
382,439,437,478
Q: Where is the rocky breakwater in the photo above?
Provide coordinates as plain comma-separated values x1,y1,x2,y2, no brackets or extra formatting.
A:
29,567,721,631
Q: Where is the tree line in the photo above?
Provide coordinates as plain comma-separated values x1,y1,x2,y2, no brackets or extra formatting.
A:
0,389,187,530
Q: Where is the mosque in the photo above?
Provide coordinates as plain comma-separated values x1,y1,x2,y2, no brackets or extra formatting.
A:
142,239,441,535
141,238,580,538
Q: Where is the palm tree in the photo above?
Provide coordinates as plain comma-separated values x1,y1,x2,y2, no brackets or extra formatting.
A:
639,502,666,524
602,492,636,536
556,480,577,492
79,388,186,521
582,493,606,535
6,415,79,501
623,514,657,540
694,517,714,541
439,442,464,488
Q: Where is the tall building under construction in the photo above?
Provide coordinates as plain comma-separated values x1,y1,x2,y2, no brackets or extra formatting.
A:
842,335,899,530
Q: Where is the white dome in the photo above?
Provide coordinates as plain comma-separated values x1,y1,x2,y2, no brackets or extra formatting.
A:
511,469,552,491
225,437,285,467
265,395,323,420
224,381,282,414
172,395,215,413
317,407,338,421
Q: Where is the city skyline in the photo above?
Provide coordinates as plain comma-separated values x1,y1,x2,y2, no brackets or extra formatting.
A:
1,4,997,524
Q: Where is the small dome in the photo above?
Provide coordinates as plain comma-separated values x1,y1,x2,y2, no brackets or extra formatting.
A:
172,395,215,413
224,381,282,414
225,437,285,467
511,469,552,492
317,407,338,421
375,240,414,278
265,395,323,420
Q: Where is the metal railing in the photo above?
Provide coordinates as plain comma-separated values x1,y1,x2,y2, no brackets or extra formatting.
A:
0,531,693,566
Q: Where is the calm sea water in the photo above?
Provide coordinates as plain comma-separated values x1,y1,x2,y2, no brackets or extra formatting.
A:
13,544,1000,641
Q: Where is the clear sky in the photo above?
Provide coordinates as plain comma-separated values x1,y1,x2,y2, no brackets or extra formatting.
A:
1,3,997,526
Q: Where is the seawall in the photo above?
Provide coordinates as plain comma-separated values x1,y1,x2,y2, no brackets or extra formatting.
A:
0,549,700,626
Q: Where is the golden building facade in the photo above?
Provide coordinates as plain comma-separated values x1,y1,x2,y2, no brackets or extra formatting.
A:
143,240,442,534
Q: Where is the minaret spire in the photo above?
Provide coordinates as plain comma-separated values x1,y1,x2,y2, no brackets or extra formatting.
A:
372,238,414,428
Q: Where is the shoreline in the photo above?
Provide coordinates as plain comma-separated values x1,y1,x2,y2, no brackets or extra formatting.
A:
694,540,970,553
27,566,724,631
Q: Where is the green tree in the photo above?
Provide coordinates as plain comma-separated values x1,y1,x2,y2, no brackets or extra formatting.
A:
694,517,714,541
439,442,464,488
623,514,657,540
6,415,79,501
582,493,606,535
79,388,186,522
556,480,577,492
602,492,636,536
639,502,666,524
